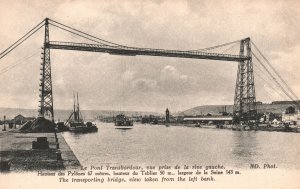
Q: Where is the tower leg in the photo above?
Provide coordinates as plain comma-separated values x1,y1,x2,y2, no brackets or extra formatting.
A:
39,18,54,122
233,38,257,125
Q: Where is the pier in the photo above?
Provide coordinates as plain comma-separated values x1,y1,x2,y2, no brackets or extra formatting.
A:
0,130,80,172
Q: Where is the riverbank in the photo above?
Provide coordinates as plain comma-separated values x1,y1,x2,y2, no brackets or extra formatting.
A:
162,122,300,133
0,129,81,172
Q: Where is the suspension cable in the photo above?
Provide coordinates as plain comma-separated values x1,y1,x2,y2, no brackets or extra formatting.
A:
49,23,108,46
253,52,293,100
253,64,287,100
253,52,294,100
0,49,40,75
221,42,239,53
191,39,240,52
251,41,299,101
49,18,245,55
49,19,124,47
252,52,300,108
0,20,45,60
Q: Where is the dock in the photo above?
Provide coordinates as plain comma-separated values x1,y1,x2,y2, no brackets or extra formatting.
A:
0,130,80,172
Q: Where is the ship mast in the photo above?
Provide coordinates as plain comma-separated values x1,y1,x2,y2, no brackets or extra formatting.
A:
77,93,80,121
73,93,76,121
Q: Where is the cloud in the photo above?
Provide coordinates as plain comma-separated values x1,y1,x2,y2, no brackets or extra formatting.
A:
132,79,157,92
158,65,196,95
0,0,299,112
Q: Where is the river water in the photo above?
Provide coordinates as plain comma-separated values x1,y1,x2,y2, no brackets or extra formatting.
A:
62,122,300,169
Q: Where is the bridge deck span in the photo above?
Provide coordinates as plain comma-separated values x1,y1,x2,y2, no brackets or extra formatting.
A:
49,41,250,62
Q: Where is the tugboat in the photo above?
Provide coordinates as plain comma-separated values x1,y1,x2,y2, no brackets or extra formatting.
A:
65,93,98,133
86,121,98,132
115,114,133,129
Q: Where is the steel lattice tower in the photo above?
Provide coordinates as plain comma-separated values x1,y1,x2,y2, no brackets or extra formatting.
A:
233,38,257,124
39,18,54,122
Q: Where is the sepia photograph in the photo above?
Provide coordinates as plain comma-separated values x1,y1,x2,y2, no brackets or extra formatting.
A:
0,0,299,188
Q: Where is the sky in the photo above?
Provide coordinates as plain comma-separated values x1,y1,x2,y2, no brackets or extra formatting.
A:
0,0,299,113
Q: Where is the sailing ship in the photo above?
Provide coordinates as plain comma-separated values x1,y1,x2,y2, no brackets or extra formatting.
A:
115,114,133,129
65,93,98,132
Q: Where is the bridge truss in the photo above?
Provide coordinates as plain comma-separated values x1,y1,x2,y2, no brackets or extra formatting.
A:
1,18,262,124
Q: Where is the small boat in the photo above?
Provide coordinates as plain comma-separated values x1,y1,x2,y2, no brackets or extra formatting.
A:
86,122,98,132
65,93,98,133
115,114,133,129
68,122,86,132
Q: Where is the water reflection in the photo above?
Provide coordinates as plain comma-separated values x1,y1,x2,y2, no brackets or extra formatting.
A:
62,122,300,169
230,131,260,167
